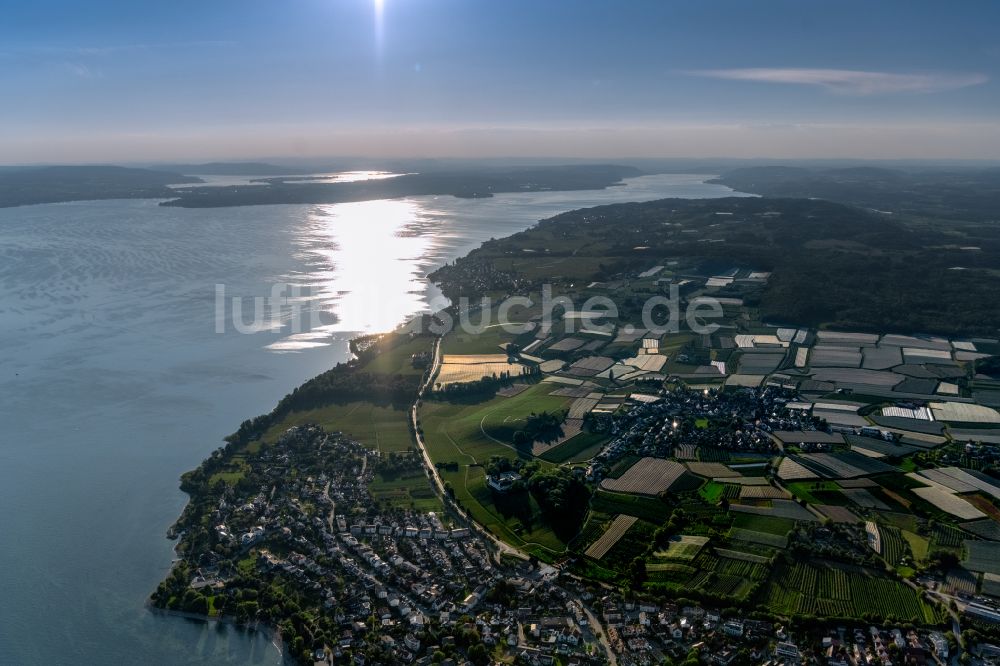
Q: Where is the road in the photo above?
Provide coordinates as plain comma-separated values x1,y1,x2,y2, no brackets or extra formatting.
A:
409,336,523,560
408,335,616,663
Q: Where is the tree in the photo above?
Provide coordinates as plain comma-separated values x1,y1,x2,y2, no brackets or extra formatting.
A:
468,643,489,665
628,557,647,587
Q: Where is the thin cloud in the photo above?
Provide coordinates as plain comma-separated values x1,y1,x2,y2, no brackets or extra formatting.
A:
64,62,102,79
687,68,987,94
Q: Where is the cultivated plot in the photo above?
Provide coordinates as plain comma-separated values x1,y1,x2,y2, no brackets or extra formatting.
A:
600,458,687,496
964,540,1000,575
655,534,710,561
585,514,638,560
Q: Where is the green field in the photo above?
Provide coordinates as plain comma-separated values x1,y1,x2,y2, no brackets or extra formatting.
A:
419,384,574,557
208,455,249,486
730,512,795,536
902,530,929,563
260,401,413,453
538,431,609,463
699,480,739,504
785,480,849,505
653,535,709,561
419,384,570,464
369,471,442,512
361,335,433,376
440,324,519,355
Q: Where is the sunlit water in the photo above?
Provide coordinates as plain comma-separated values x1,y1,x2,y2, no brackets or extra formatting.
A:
0,174,746,664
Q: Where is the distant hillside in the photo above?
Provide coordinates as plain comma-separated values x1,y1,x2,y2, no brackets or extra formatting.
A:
160,164,643,207
0,166,201,208
713,166,1000,220
431,195,1000,336
156,162,313,176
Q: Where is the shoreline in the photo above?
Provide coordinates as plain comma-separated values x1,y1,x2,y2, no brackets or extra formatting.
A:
147,604,287,663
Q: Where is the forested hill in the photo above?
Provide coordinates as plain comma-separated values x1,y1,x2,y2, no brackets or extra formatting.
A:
0,166,201,208
432,196,1000,337
712,165,1000,221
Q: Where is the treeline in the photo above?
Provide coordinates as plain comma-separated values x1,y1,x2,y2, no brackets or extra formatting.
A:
225,331,430,450
225,367,420,450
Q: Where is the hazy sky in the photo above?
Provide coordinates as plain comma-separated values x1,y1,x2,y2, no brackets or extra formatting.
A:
2,0,999,163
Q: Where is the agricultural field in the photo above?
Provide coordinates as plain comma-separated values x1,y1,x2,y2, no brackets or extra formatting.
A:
962,519,1000,541
654,535,710,561
731,499,818,521
601,519,659,569
686,462,740,478
699,481,740,504
901,530,930,562
599,457,687,495
440,325,520,355
878,525,909,566
911,485,985,519
646,550,768,601
369,471,441,512
584,514,638,560
840,488,891,510
730,512,795,536
815,505,862,524
760,560,940,623
793,452,896,479
964,540,1000,575
590,490,673,524
714,548,771,564
931,523,967,552
739,485,789,500
729,528,788,548
537,431,608,464
785,480,849,505
435,354,531,387
684,553,769,600
777,457,818,481
420,383,570,464
983,573,1000,598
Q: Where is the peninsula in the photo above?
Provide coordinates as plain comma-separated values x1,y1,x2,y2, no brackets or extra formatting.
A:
157,192,1000,666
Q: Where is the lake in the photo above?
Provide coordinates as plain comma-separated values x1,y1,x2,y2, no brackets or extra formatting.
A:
0,173,746,664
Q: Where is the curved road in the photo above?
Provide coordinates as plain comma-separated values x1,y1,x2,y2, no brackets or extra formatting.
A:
408,335,615,663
